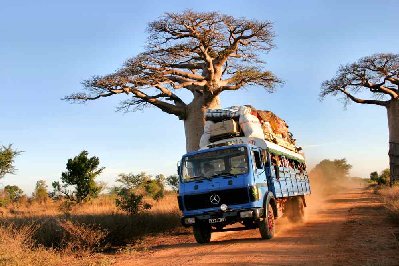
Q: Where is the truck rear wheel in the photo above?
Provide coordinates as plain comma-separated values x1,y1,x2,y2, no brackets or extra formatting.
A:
193,224,211,244
286,196,304,223
259,202,275,239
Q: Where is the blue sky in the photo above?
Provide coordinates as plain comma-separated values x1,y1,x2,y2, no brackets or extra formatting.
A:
1,0,398,193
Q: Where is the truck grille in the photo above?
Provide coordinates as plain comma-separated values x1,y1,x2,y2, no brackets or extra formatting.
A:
183,187,250,211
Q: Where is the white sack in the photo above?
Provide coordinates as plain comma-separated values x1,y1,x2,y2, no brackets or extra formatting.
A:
239,113,264,139
199,121,215,148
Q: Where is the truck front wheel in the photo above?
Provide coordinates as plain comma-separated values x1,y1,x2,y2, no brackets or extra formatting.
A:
193,224,211,244
259,202,275,239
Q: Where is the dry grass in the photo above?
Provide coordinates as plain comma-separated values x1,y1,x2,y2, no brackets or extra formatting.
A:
378,185,399,222
0,193,181,250
0,224,110,266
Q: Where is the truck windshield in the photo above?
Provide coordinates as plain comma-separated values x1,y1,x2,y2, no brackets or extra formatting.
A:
181,146,249,182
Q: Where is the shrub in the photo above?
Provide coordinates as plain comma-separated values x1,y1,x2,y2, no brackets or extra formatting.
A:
166,175,179,192
33,180,49,204
115,188,152,215
4,185,24,203
369,168,390,185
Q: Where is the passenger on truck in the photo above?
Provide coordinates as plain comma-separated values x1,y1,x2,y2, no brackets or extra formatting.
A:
271,154,280,179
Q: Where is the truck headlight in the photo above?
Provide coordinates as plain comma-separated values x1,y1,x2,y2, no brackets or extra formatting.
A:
249,186,260,201
240,210,253,218
220,204,228,212
184,217,195,224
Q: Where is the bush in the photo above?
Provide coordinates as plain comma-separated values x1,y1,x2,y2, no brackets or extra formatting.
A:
370,168,390,185
166,175,179,192
33,180,49,204
115,188,152,215
4,185,24,203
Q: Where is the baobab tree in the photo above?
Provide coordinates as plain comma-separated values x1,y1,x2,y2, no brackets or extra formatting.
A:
320,53,399,185
64,10,281,151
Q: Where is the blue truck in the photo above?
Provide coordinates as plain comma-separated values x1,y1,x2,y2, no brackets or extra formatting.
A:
177,137,311,243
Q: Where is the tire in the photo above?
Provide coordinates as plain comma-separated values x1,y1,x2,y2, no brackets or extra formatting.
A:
259,201,275,239
193,224,211,244
285,196,304,223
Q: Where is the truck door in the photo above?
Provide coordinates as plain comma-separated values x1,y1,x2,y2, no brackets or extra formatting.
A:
252,148,268,200
266,153,282,198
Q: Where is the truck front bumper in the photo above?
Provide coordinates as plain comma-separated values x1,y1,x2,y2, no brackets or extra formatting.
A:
181,207,264,227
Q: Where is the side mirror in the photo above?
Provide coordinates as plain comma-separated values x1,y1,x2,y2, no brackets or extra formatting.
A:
177,161,181,176
253,150,263,169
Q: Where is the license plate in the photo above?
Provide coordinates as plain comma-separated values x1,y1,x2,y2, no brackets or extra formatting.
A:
209,217,226,224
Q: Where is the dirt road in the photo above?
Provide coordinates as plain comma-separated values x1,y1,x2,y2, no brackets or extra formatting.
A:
115,184,399,265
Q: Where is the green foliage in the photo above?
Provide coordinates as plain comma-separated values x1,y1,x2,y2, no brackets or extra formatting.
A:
166,175,179,192
370,168,391,185
55,151,105,203
380,169,390,185
370,168,390,185
115,188,152,215
311,158,352,181
4,185,24,202
370,171,379,182
144,174,165,201
115,172,147,190
113,172,166,214
33,180,49,204
0,145,22,179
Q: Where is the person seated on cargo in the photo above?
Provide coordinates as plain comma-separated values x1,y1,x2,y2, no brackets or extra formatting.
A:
280,156,288,168
202,163,215,177
271,154,280,179
288,160,295,170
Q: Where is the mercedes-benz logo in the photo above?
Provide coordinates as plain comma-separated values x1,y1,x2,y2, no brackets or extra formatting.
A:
210,194,221,205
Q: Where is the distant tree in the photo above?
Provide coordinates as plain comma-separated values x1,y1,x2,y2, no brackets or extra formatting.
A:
64,10,281,152
4,185,24,202
320,53,399,186
114,172,153,214
54,151,105,203
369,169,390,185
33,180,49,204
166,175,179,192
115,172,148,190
0,145,22,179
370,171,379,182
144,174,165,201
311,158,352,181
379,168,390,185
115,172,165,200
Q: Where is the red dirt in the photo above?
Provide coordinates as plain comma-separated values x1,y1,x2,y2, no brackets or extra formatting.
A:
114,183,399,265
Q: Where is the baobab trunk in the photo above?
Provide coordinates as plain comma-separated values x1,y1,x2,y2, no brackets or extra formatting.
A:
387,100,399,186
183,94,220,152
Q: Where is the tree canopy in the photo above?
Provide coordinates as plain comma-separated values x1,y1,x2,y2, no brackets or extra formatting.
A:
311,158,352,181
54,150,105,202
0,145,22,179
64,10,281,119
321,53,399,107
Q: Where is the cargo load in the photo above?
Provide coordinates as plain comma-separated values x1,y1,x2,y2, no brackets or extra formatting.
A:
209,119,241,142
200,105,300,152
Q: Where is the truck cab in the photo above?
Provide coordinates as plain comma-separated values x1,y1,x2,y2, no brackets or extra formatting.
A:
178,138,311,243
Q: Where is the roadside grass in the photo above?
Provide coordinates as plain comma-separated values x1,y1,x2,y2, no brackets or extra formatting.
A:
377,185,399,223
0,224,110,266
0,192,181,261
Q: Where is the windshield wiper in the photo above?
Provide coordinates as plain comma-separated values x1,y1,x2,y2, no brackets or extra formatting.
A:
211,172,238,179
